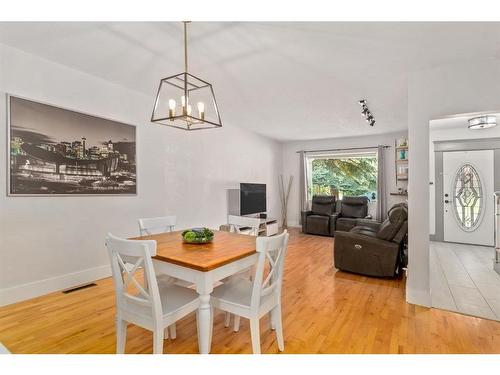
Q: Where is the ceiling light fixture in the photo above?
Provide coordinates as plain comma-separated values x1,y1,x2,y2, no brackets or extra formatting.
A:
358,99,376,127
468,115,497,130
151,21,222,130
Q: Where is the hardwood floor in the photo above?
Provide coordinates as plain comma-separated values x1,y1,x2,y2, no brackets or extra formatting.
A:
1,228,500,354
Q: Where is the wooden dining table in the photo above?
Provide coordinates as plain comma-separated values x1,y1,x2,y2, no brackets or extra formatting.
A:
133,229,258,354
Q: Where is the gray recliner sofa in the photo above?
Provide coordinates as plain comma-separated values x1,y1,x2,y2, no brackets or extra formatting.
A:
333,203,408,277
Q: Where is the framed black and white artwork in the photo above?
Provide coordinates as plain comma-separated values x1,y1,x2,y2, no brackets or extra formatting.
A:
7,95,137,195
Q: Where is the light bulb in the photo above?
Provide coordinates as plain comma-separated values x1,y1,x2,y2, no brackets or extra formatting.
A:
187,104,192,116
168,99,176,118
197,102,205,120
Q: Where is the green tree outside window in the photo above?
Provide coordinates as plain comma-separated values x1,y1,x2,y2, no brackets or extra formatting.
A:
311,157,377,199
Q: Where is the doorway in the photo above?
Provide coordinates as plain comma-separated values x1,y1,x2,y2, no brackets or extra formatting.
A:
429,113,500,321
442,150,494,246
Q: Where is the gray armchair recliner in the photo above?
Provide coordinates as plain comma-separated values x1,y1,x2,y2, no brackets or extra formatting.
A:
301,195,337,237
333,203,408,277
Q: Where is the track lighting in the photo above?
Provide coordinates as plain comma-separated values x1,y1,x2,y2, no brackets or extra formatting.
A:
358,99,376,127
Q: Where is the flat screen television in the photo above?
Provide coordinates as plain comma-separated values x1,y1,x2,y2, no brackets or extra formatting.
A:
240,183,266,215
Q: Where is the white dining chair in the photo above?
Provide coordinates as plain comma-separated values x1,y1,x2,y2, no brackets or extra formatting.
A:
138,215,176,236
138,214,184,339
224,215,262,329
211,230,289,354
106,233,200,354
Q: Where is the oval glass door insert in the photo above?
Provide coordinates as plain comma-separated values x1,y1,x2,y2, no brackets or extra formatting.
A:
452,163,484,231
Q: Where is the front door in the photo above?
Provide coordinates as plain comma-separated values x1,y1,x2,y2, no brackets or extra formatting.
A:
443,150,494,246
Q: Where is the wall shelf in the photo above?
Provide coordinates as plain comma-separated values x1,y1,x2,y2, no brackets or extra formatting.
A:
395,139,409,187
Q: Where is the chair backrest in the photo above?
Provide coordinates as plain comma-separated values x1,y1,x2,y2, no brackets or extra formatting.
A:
138,215,176,236
311,195,336,216
340,196,369,218
227,215,261,236
376,203,408,242
250,230,289,309
105,233,162,323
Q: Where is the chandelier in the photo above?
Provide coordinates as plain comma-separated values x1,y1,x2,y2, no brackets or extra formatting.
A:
151,22,223,130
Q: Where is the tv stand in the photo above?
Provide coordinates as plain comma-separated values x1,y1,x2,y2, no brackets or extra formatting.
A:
241,215,279,237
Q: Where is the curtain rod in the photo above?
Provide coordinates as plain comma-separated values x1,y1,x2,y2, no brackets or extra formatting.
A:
295,145,390,154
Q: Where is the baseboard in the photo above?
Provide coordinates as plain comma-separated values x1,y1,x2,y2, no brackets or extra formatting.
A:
0,264,111,307
406,287,431,307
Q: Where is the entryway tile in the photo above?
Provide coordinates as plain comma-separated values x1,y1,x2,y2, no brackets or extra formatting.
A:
455,302,497,320
431,289,457,312
449,285,489,308
486,298,500,318
475,282,500,301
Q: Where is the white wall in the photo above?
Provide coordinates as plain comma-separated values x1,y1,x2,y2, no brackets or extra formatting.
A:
408,57,500,306
281,131,408,227
0,44,282,306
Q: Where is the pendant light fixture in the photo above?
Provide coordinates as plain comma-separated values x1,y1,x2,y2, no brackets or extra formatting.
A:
151,21,223,130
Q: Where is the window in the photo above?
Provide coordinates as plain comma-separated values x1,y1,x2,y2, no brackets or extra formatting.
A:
306,151,378,201
452,163,484,231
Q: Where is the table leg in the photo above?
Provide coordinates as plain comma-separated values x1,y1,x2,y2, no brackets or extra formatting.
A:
197,293,212,354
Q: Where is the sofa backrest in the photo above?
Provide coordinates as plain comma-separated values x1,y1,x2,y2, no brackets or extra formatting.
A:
340,196,369,218
376,203,408,242
311,195,336,216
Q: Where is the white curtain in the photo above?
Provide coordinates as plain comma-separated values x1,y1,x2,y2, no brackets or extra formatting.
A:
377,145,387,221
299,151,309,224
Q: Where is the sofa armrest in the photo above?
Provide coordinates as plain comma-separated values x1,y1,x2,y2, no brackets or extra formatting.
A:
301,210,312,233
329,213,339,234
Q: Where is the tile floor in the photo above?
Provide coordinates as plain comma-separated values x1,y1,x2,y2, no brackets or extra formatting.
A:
430,241,500,320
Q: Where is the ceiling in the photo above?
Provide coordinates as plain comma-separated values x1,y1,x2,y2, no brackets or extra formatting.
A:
1,22,500,141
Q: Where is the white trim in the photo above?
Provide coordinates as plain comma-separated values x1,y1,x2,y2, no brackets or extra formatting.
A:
406,286,431,307
0,264,111,307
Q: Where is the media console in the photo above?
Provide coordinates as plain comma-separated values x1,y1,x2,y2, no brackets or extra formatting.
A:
257,217,279,237
236,217,278,237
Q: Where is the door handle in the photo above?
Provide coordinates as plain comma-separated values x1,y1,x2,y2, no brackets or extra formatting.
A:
444,200,450,203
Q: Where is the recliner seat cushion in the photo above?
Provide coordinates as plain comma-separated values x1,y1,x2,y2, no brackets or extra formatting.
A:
307,215,331,235
336,217,358,232
350,226,378,238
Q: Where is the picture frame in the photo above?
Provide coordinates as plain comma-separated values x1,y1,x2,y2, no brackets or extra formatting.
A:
7,94,137,196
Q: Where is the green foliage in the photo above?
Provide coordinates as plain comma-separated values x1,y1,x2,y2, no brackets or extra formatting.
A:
311,157,377,197
182,227,214,243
